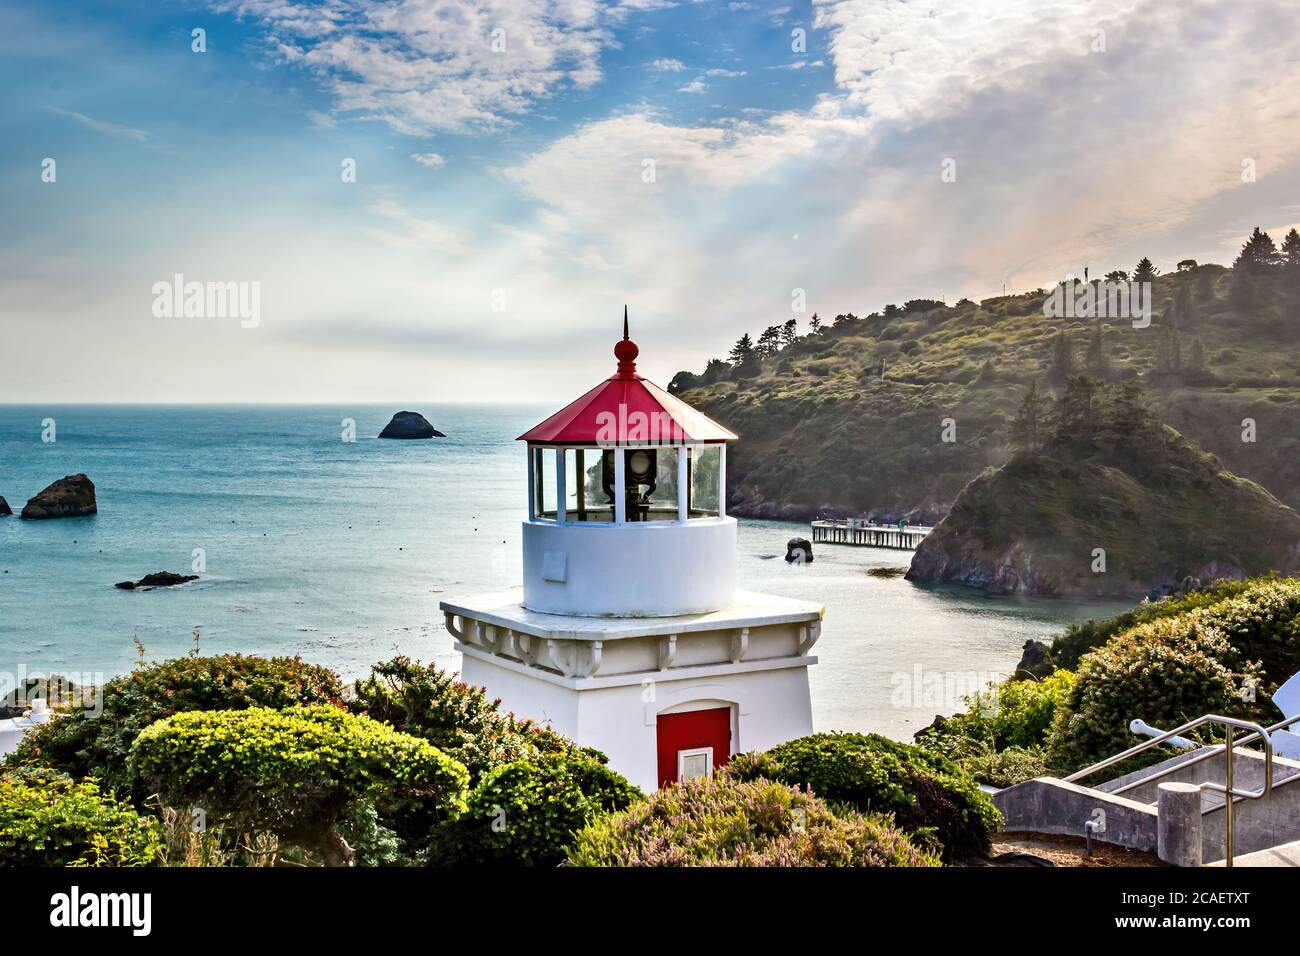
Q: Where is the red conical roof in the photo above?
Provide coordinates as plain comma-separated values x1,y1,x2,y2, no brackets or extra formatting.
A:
518,312,737,446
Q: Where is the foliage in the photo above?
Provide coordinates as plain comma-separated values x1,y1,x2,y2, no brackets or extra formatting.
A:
723,732,999,861
957,745,1050,788
567,775,938,867
0,768,162,867
131,706,469,866
441,749,641,866
6,654,344,797
1047,615,1262,771
351,656,564,785
676,264,1300,522
1048,576,1291,671
939,670,1076,751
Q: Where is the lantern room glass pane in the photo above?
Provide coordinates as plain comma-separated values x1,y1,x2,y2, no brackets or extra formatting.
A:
644,446,680,520
690,446,721,517
534,447,556,519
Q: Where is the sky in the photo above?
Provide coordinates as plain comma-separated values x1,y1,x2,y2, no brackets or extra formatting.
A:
2,0,1299,403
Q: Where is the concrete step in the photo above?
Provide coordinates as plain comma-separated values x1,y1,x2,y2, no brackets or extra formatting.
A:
1207,838,1300,867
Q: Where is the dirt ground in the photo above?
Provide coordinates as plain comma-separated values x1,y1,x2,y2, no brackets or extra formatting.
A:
985,831,1167,867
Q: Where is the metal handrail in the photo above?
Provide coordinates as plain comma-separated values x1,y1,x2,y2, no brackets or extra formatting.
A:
1063,714,1274,867
1106,711,1300,797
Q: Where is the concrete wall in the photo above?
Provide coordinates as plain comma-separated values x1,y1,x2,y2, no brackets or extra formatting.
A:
460,649,813,793
993,777,1159,852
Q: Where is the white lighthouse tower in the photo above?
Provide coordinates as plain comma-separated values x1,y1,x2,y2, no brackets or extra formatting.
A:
440,315,822,792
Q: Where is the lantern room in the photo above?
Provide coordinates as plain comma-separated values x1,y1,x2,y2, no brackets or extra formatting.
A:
517,314,739,617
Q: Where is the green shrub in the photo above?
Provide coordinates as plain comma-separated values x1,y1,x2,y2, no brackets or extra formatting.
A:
959,745,1050,788
7,655,344,796
131,706,469,866
443,749,641,866
0,768,162,866
567,775,938,867
945,670,1075,750
1047,615,1261,772
724,732,999,861
1049,576,1281,670
351,656,565,784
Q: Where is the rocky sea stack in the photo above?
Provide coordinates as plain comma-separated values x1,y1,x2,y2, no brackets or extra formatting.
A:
115,571,199,591
0,496,11,517
21,474,97,520
906,380,1300,598
378,411,445,440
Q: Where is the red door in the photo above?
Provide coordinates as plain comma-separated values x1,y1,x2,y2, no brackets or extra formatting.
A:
656,707,731,788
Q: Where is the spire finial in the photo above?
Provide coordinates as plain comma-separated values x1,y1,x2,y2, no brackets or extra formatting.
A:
614,305,639,377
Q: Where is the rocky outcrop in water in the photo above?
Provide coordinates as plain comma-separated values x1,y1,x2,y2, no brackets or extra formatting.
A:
21,474,97,519
0,496,11,517
785,537,813,563
379,411,445,440
115,571,199,590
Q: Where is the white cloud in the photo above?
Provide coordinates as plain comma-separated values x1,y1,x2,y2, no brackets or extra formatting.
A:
649,57,685,71
45,106,147,141
212,0,657,133
410,152,446,168
364,198,468,254
677,79,706,93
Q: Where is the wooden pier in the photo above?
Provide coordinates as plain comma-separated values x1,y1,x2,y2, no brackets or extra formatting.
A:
810,520,931,550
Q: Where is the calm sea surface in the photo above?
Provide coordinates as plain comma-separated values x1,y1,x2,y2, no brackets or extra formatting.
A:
0,405,1129,740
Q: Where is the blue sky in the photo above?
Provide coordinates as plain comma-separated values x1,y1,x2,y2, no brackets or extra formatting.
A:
2,0,1299,402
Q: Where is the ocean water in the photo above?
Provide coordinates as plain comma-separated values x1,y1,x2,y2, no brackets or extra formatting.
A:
0,405,1129,740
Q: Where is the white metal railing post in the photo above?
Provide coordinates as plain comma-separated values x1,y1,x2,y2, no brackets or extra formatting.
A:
718,445,727,518
678,447,689,524
614,448,626,524
1224,727,1235,866
526,445,536,519
555,448,566,524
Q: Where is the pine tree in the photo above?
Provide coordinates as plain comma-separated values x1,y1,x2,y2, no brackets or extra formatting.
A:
809,313,822,335
1085,317,1107,378
756,325,781,358
781,317,798,348
729,333,754,367
1233,227,1282,274
1049,331,1074,384
1104,269,1129,282
1283,228,1300,269
1009,381,1049,454
1133,257,1158,284
1055,375,1099,446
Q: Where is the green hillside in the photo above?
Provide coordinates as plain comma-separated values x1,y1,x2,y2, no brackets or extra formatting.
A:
674,251,1300,522
904,379,1300,597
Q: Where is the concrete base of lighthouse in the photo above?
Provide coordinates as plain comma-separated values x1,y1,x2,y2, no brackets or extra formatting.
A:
441,590,822,793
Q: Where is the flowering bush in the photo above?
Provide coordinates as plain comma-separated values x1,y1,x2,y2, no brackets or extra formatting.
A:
0,768,162,866
1047,614,1260,771
441,749,641,866
7,654,345,796
724,732,999,861
567,775,938,867
131,705,469,866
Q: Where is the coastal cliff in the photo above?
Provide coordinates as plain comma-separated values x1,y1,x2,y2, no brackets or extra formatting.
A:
905,380,1300,597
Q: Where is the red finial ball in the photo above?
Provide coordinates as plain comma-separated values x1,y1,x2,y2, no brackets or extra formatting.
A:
615,307,639,374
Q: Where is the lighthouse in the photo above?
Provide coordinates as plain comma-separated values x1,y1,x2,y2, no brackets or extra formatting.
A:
440,314,822,792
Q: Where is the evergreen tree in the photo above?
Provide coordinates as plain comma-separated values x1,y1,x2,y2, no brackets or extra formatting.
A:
1283,228,1300,269
701,357,729,384
781,317,798,348
1054,376,1100,446
1085,317,1107,378
809,312,822,335
1104,269,1129,282
1009,381,1049,454
729,333,755,367
1234,227,1282,274
756,325,781,358
1049,331,1074,384
1133,257,1158,284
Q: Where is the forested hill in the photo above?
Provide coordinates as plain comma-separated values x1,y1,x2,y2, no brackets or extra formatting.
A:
673,239,1300,522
